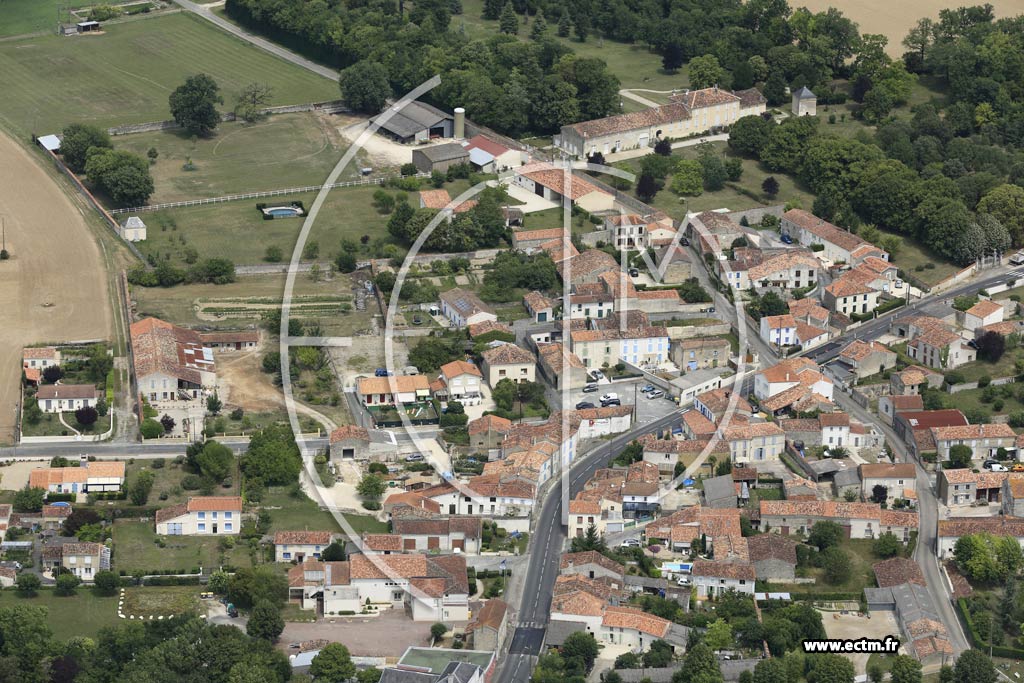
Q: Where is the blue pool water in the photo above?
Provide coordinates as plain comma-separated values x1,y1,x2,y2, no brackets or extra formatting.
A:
267,207,301,217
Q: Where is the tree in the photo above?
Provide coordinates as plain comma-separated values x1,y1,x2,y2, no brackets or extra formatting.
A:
228,661,277,683
430,622,448,643
571,524,607,553
808,521,843,550
93,570,120,596
868,663,884,683
15,573,40,597
13,487,45,513
357,473,387,500
634,172,661,202
160,413,176,434
140,418,164,439
821,547,852,584
241,423,302,485
870,484,888,505
688,54,727,90
976,330,1006,362
977,184,1024,245
976,214,1011,253
228,566,288,609
809,654,855,683
700,155,727,191
498,2,518,34
207,393,223,415
339,61,390,114
169,74,223,136
41,365,64,384
674,642,721,683
60,123,112,172
953,649,996,683
762,176,780,198
246,600,284,641
75,406,99,428
948,444,972,469
753,658,788,683
874,532,901,559
63,508,101,537
128,470,155,506
671,159,704,196
196,440,235,482
562,631,599,672
729,116,775,158
55,572,81,596
235,82,273,123
529,10,546,40
83,148,155,208
662,42,685,73
654,138,672,156
704,619,733,651
310,643,356,683
890,655,923,683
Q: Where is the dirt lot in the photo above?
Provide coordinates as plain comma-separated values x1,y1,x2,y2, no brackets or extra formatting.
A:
0,134,112,444
0,458,51,490
820,609,903,675
793,0,1024,57
215,348,285,413
279,608,467,657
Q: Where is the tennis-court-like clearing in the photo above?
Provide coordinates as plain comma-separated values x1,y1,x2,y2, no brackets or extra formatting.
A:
0,12,337,137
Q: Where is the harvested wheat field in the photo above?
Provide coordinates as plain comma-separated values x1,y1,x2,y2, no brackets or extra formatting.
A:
0,134,112,444
797,0,1024,56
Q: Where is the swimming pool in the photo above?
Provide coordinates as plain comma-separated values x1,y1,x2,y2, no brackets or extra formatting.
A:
262,206,304,218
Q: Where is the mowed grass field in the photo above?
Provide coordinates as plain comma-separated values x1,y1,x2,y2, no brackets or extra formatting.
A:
0,12,337,137
0,0,91,38
114,112,369,204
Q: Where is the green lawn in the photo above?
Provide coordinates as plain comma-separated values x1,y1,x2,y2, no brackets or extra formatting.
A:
113,113,369,204
771,538,879,596
259,487,389,537
876,227,959,288
112,519,253,574
20,411,111,438
123,458,242,507
954,348,1024,383
138,181,402,266
122,586,201,618
0,12,337,137
0,0,91,38
0,589,121,641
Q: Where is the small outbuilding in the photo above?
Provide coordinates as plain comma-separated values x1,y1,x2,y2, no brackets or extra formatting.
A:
37,135,61,153
412,143,470,174
792,86,817,117
120,216,147,242
76,21,101,33
371,100,453,144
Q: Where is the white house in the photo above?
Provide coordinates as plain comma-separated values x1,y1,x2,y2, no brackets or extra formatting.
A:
438,360,483,404
274,530,333,563
513,163,614,213
569,326,670,370
58,542,111,582
480,344,536,387
760,314,798,348
29,461,126,494
963,300,1004,333
23,347,60,370
781,209,885,265
131,317,215,403
753,357,833,403
438,288,497,329
722,422,786,464
691,559,756,597
155,496,242,535
356,375,431,407
35,384,98,413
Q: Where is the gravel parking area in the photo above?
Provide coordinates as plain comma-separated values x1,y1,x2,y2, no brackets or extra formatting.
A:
280,608,469,657
820,610,902,675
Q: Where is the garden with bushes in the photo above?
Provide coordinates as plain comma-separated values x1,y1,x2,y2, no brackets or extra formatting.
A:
20,344,114,438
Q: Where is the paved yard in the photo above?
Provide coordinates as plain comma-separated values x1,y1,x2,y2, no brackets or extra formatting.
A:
0,458,51,491
279,608,468,657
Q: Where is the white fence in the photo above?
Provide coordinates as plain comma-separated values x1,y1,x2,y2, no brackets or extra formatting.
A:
109,174,428,215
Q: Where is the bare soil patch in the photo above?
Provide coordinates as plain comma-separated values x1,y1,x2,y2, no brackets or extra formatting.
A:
0,134,112,444
215,348,285,413
793,0,1024,57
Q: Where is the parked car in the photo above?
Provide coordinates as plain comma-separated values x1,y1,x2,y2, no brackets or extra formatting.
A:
602,398,621,407
575,401,595,410
983,459,999,468
600,393,619,403
986,462,1009,472
628,268,639,277
374,368,392,377
589,370,606,382
648,390,665,399
582,383,599,393
405,454,425,462
680,237,690,246
676,576,691,586
227,604,239,618
640,384,655,393
700,306,716,313
780,233,793,244
620,538,641,548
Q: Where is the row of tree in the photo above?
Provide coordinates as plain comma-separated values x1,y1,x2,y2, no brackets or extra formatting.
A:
224,0,620,136
60,124,154,208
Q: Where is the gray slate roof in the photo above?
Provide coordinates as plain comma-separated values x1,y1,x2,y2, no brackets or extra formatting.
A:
703,474,736,505
379,670,439,683
437,662,481,683
545,619,586,647
373,101,452,138
793,86,816,99
833,467,861,488
417,143,469,162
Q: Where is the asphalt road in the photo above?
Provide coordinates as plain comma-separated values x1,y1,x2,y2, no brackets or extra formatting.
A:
496,410,682,683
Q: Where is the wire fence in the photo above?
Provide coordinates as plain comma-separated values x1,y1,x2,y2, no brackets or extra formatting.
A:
109,173,428,215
